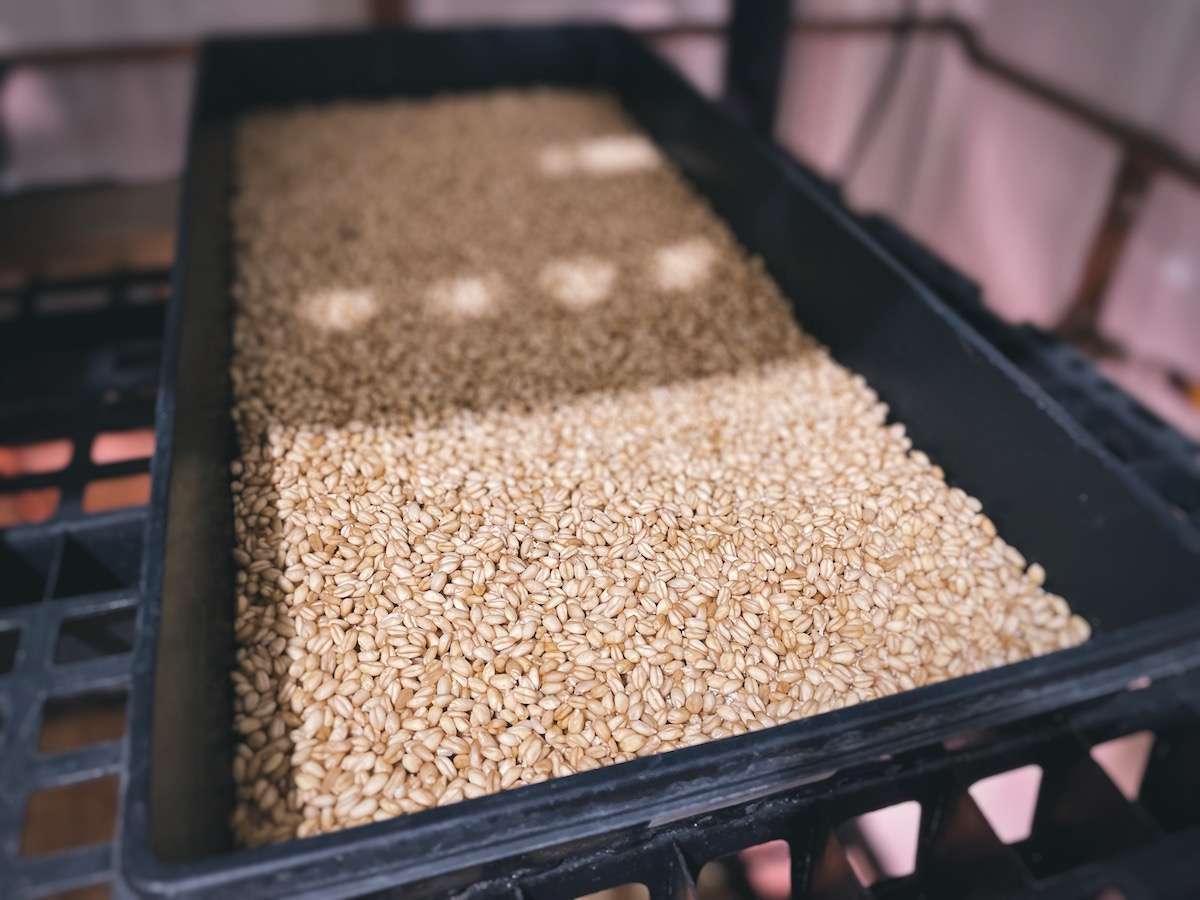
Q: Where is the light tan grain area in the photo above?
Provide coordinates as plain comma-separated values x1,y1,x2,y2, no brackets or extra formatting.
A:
229,89,1088,845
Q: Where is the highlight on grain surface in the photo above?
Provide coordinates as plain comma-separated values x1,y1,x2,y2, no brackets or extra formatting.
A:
538,257,617,310
653,236,718,292
536,134,662,177
425,274,501,320
228,89,1089,846
299,288,377,332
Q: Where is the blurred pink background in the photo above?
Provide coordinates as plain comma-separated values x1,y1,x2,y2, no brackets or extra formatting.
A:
4,1,1195,436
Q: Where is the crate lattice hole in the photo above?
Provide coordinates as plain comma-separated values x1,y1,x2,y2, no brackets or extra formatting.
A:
697,840,789,900
1090,731,1154,801
20,774,119,856
969,765,1043,844
126,280,170,305
839,800,921,886
36,286,109,315
0,439,73,476
91,428,155,465
53,534,139,599
0,487,60,527
50,882,112,900
39,689,128,753
0,536,55,608
55,607,136,663
577,883,649,900
82,473,151,514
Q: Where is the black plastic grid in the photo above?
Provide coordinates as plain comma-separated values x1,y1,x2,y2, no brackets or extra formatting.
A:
0,268,167,898
441,668,1200,900
0,257,1198,898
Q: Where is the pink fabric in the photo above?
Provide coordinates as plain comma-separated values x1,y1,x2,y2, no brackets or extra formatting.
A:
1100,174,1200,380
777,32,1118,327
775,1,1199,434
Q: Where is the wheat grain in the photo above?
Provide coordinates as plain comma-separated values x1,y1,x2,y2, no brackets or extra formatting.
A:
228,88,1089,846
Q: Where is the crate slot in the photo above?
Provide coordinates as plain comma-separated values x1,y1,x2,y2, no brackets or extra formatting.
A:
807,830,871,899
47,882,112,900
36,286,109,316
39,689,128,753
0,487,60,527
0,439,73,477
1021,752,1157,877
577,884,648,900
698,839,790,900
90,429,155,465
20,774,119,856
968,765,1043,844
55,608,135,663
0,626,16,673
0,535,55,607
126,281,170,305
925,791,1030,896
1138,721,1200,832
112,339,161,374
82,473,151,514
53,534,138,599
838,800,920,885
1090,731,1155,801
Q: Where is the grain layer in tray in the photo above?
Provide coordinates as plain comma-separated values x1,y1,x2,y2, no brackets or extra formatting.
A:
227,89,1089,845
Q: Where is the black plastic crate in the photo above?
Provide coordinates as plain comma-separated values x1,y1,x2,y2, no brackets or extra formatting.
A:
0,267,166,897
122,25,1200,899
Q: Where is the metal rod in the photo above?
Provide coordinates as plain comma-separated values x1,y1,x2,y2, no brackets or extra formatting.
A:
722,0,793,136
651,15,1199,187
1057,152,1155,346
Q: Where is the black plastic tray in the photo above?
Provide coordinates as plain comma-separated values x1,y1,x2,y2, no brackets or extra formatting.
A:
122,25,1200,899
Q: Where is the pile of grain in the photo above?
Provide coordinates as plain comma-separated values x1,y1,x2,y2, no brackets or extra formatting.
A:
228,89,1089,846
